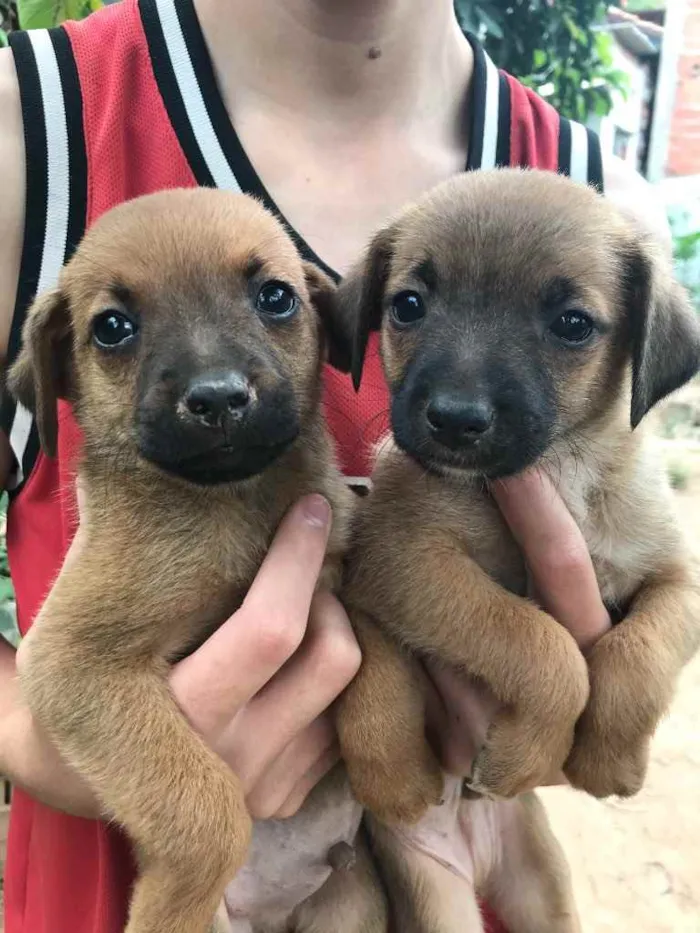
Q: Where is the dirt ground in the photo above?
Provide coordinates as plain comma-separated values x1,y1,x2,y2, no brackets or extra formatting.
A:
540,427,700,933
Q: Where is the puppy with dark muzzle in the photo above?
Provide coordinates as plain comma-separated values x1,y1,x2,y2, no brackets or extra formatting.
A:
335,168,700,931
6,188,387,933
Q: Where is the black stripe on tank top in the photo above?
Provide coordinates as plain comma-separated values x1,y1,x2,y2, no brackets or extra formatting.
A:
2,32,48,491
2,27,88,495
465,37,488,172
139,0,216,188
557,116,572,178
495,72,512,168
139,0,339,281
177,0,340,279
586,126,604,192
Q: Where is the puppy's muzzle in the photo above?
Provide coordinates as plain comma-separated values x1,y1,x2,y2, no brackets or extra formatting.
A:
181,371,254,430
426,392,495,450
137,363,300,486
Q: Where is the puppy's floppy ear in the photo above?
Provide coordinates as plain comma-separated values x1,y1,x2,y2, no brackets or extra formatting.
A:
303,262,352,374
6,287,73,457
625,240,700,429
336,225,396,391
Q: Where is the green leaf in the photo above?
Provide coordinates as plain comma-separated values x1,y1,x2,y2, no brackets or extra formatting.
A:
18,0,101,30
0,27,7,46
0,603,19,649
562,13,585,44
474,4,504,40
532,48,548,70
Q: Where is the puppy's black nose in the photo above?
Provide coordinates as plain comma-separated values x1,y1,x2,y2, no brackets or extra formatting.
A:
426,394,494,447
183,372,252,427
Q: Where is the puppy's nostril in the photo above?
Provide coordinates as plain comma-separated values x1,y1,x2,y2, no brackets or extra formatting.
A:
426,395,494,443
183,373,252,427
226,386,251,411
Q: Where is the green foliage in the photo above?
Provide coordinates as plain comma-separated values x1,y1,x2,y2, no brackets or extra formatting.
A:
667,459,690,492
0,495,18,648
454,0,629,123
0,0,16,44
625,0,665,10
0,0,99,37
669,212,700,311
16,0,101,30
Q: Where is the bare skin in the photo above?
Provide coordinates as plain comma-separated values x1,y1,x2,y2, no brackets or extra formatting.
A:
0,0,673,916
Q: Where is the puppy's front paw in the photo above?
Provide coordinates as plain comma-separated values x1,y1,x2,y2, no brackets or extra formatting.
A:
469,633,590,798
466,715,573,799
564,727,649,798
346,746,444,824
564,635,659,798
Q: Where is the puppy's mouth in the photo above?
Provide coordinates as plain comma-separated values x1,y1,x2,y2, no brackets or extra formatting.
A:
391,398,552,481
141,430,300,485
394,435,546,481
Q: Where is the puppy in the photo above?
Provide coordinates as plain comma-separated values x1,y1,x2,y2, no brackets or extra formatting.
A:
7,188,387,933
335,168,700,930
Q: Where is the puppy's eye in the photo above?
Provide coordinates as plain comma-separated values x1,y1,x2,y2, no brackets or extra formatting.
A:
549,310,595,346
391,291,426,327
92,311,138,349
256,281,298,319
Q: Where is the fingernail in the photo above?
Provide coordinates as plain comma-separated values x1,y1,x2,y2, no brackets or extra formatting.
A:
302,494,331,528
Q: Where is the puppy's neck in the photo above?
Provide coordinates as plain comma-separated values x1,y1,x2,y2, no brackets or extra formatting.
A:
544,391,641,526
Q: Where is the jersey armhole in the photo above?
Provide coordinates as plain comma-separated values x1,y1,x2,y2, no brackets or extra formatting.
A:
2,27,87,495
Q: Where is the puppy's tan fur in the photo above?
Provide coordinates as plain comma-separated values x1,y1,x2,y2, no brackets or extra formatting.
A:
7,189,387,933
336,168,700,931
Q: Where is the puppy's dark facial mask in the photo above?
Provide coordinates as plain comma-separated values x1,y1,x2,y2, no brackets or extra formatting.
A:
9,189,343,485
339,169,700,479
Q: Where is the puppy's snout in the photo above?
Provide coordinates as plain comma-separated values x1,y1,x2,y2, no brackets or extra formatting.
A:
182,372,252,428
426,393,494,448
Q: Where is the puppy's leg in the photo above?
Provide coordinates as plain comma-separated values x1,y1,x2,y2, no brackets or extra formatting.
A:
292,829,389,933
479,793,580,933
348,537,589,804
566,563,700,797
87,670,248,933
367,816,483,933
337,609,444,824
19,587,251,933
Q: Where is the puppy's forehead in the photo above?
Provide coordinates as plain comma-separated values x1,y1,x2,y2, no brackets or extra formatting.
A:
388,170,628,307
64,189,304,300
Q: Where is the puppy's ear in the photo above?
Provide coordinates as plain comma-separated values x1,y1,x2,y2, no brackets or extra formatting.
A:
303,263,352,373
626,241,700,429
336,226,396,391
6,287,72,457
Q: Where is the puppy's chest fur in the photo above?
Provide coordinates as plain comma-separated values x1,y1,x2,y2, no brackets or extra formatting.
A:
76,437,352,662
371,429,681,615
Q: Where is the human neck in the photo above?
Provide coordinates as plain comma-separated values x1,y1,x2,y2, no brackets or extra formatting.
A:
194,0,473,136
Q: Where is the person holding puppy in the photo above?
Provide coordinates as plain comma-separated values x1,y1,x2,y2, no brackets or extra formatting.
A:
0,1,673,931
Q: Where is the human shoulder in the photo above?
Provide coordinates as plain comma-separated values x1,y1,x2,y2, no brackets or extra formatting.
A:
0,46,25,366
603,153,672,257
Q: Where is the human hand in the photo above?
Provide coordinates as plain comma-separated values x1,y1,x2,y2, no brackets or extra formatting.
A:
170,494,360,819
423,467,612,783
9,493,360,822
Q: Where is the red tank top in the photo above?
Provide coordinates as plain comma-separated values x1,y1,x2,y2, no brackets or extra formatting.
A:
1,5,603,931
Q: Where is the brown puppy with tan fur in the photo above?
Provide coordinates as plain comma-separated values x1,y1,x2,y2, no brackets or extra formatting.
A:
336,167,700,930
7,188,387,933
